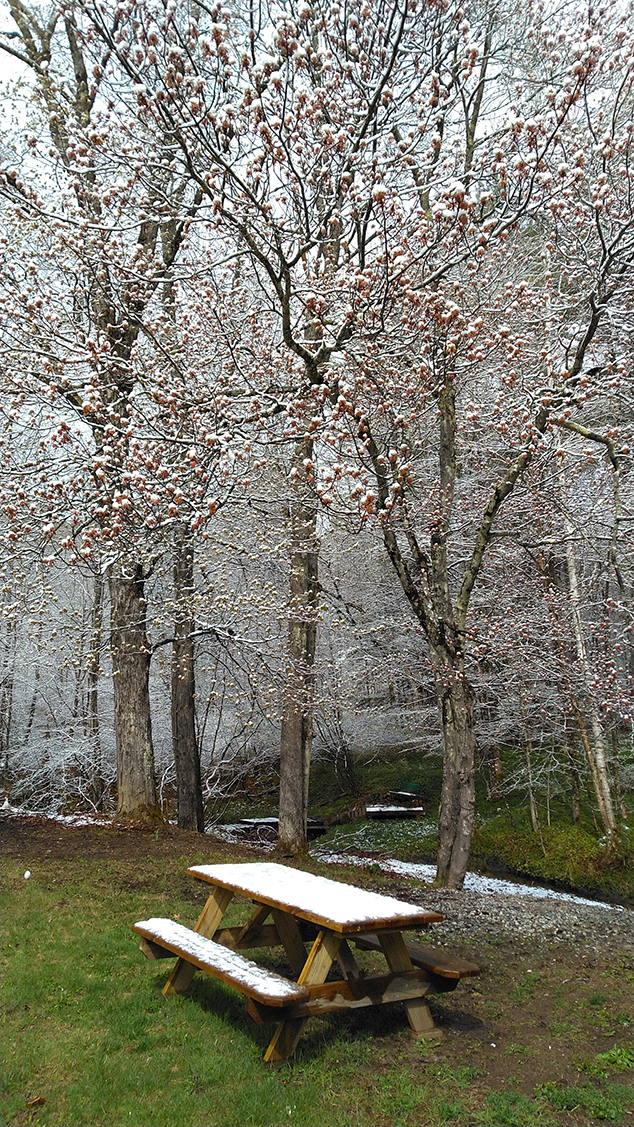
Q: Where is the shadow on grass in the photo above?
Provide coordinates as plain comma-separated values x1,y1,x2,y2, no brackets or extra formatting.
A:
150,971,485,1064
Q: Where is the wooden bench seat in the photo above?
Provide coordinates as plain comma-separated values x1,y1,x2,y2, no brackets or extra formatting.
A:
353,933,480,990
133,918,310,1007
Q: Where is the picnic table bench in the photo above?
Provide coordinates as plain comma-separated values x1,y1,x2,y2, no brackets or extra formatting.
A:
133,862,479,1063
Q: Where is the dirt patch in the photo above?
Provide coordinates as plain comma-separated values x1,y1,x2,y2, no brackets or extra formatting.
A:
0,815,252,862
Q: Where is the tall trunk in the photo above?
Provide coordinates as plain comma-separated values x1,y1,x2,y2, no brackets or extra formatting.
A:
86,571,104,806
483,745,504,798
109,563,158,819
432,648,476,889
23,659,40,746
537,536,612,833
563,532,616,836
84,571,105,808
571,699,614,833
0,617,16,772
278,442,319,855
564,728,582,825
171,521,204,832
610,730,628,821
519,694,545,848
524,744,540,834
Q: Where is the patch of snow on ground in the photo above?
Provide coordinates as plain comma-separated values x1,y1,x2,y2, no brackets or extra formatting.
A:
313,850,626,912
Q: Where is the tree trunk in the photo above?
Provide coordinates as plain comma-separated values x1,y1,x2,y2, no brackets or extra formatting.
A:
0,616,16,771
109,563,158,819
563,533,616,837
87,571,104,807
564,729,582,825
610,730,628,821
432,649,476,889
278,445,319,855
171,522,204,832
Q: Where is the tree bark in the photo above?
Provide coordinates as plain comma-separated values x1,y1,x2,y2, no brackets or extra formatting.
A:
610,730,628,821
109,563,158,819
564,729,582,825
171,521,204,832
431,648,476,888
563,529,616,837
87,570,104,807
0,616,16,772
278,443,319,855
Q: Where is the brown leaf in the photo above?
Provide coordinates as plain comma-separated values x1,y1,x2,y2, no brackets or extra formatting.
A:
25,1096,46,1108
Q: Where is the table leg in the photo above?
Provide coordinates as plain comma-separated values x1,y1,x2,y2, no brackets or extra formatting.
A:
336,938,360,980
236,904,272,948
378,930,442,1040
272,909,307,977
163,886,234,996
263,929,341,1063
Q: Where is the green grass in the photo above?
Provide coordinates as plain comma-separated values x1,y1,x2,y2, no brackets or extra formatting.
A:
535,1081,632,1122
480,1087,549,1126
577,1044,634,1079
315,816,438,861
3,846,633,1127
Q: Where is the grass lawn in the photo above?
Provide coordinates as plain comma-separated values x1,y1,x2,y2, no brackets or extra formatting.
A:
1,819,632,1127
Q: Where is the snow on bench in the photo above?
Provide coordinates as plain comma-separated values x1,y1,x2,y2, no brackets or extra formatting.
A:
187,862,443,933
133,918,309,1006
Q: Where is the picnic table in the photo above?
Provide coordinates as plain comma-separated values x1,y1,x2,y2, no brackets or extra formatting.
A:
133,862,479,1063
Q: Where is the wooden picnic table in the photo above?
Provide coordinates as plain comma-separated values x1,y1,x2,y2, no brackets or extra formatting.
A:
133,861,479,1063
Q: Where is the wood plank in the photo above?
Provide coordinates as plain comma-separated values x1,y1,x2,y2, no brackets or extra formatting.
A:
214,924,281,950
163,886,233,996
336,938,360,980
355,933,480,979
378,931,441,1040
263,1012,306,1063
188,863,443,934
134,920,309,1006
139,936,174,960
236,904,272,948
250,968,433,1021
263,929,341,1064
272,910,307,977
298,929,342,985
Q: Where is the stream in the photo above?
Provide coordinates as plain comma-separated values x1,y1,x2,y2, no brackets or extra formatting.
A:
310,847,627,911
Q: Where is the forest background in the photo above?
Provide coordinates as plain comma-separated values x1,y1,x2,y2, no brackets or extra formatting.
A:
0,0,632,892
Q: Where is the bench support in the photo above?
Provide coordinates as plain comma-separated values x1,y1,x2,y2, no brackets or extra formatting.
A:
272,910,307,977
163,886,233,996
263,928,341,1064
379,931,442,1041
248,968,434,1022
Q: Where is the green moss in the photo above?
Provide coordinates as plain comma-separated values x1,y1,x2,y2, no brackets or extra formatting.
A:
471,816,633,905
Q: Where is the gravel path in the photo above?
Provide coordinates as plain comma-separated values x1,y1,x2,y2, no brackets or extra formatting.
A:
378,882,633,958
312,847,633,957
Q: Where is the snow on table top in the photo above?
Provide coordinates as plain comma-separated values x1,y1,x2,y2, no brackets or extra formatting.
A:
187,862,442,932
134,918,308,1002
